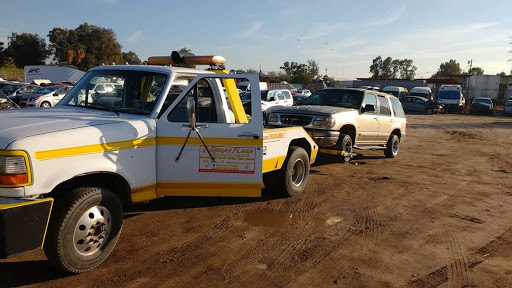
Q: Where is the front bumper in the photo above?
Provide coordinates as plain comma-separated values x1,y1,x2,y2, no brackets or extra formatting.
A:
0,197,53,258
304,128,339,148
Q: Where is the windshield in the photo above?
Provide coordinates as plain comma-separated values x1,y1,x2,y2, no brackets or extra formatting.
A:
438,90,461,99
1,85,19,94
59,70,168,115
300,89,363,109
410,92,429,97
474,98,492,104
35,86,60,94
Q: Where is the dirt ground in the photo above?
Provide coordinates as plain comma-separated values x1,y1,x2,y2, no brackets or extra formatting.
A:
1,114,512,288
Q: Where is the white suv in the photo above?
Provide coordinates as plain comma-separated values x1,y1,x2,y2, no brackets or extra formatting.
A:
268,88,407,159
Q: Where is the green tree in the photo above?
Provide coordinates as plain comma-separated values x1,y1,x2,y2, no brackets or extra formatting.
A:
371,56,417,79
467,67,484,75
122,51,141,64
7,33,50,68
370,56,383,78
497,71,507,76
0,42,8,66
433,59,462,77
48,23,123,70
307,59,319,78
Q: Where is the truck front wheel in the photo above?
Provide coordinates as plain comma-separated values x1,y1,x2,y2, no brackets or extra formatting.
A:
44,186,123,274
270,146,310,197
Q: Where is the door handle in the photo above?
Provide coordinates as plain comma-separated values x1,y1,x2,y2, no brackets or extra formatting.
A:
238,132,260,139
183,124,208,129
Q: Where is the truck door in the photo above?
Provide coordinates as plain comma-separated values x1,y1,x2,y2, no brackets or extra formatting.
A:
156,74,264,197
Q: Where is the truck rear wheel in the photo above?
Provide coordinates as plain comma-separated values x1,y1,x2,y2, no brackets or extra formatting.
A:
270,146,310,197
44,186,123,274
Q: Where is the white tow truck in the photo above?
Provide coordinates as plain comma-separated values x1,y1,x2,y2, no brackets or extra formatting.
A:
0,51,317,273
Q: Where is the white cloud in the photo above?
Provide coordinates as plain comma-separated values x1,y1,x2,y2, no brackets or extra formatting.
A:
241,21,269,39
367,5,406,26
126,30,142,43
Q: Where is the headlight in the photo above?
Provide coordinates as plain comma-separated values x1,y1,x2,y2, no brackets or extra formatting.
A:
268,113,279,124
29,96,40,101
0,152,31,186
312,116,336,128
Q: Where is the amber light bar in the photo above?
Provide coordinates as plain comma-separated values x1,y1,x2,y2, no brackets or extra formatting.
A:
147,51,226,66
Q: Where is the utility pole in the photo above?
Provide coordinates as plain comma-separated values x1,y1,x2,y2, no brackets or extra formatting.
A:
467,60,473,106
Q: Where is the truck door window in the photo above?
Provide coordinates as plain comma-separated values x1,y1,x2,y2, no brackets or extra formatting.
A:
168,79,224,123
377,95,391,116
362,93,377,113
276,92,285,101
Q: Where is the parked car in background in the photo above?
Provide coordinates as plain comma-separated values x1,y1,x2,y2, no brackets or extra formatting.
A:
383,86,408,98
2,83,40,104
438,84,465,113
241,89,293,114
400,96,444,114
19,85,72,108
470,97,493,116
409,87,433,100
504,97,512,116
272,89,293,105
359,86,381,91
292,89,311,96
292,95,309,105
0,91,19,110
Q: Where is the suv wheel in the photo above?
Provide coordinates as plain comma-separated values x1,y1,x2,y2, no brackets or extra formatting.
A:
337,134,353,163
384,134,400,158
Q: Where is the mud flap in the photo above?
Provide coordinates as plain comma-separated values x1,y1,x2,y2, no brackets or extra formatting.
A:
0,197,53,258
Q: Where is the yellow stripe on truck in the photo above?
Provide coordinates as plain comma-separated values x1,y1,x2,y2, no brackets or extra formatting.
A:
157,182,261,197
34,138,156,160
34,137,263,160
262,155,287,173
213,70,248,124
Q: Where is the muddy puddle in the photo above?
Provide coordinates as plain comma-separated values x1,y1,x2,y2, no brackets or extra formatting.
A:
243,209,342,228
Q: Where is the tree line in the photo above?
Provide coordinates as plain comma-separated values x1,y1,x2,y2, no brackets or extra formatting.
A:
368,56,509,79
0,23,141,71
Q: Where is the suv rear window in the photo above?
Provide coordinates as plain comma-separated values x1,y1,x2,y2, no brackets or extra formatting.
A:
389,97,406,118
378,95,391,116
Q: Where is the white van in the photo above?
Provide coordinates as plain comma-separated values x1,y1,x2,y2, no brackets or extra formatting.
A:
409,87,433,100
383,86,408,98
438,84,465,113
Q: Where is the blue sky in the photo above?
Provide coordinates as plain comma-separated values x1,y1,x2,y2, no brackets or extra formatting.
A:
1,0,511,79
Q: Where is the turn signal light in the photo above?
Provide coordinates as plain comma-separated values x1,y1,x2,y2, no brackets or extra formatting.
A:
0,174,29,185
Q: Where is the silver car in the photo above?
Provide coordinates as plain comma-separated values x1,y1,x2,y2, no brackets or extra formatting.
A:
20,85,72,108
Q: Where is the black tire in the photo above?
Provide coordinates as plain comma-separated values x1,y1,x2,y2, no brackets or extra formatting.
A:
384,134,400,158
262,172,274,190
270,146,310,197
44,186,123,274
40,101,51,108
337,134,353,163
426,108,433,115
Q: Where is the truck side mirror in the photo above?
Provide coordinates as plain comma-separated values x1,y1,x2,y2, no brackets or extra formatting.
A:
187,97,197,129
362,104,375,113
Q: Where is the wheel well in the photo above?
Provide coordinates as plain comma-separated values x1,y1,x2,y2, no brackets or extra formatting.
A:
49,172,132,207
40,101,51,106
289,138,312,159
391,129,401,139
339,125,356,142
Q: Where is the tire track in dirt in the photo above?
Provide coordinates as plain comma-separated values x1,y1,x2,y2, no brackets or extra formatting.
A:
446,234,472,288
406,226,512,288
350,206,381,247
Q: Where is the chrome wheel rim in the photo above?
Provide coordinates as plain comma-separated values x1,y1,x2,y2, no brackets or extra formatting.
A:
73,206,112,256
392,138,399,154
344,139,352,154
291,159,305,186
